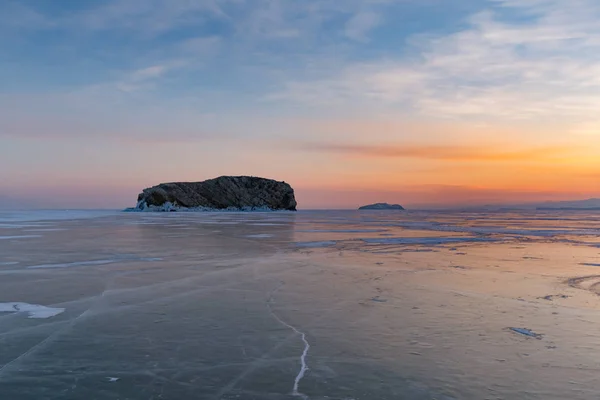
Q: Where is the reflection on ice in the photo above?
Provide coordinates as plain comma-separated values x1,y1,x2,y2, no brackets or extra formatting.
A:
298,229,388,233
361,236,499,245
295,241,337,248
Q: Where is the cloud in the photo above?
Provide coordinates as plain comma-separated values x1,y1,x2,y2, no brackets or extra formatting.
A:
344,11,382,42
0,86,222,141
0,1,54,31
130,65,168,81
73,0,228,36
268,0,600,126
177,36,221,54
570,121,600,136
115,61,192,92
301,143,574,162
2,0,394,40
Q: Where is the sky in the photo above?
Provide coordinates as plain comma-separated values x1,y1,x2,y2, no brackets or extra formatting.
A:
1,0,599,209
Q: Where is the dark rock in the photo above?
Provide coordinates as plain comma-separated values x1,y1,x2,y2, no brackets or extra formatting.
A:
359,203,405,211
135,176,297,211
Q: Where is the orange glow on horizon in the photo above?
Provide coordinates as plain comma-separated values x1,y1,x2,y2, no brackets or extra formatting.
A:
3,118,599,209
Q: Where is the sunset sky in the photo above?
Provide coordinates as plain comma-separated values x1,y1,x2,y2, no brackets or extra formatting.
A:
1,0,599,209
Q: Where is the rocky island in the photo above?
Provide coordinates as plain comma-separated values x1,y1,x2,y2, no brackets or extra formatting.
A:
132,176,297,212
359,203,405,211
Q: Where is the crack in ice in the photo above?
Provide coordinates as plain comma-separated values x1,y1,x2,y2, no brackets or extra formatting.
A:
268,286,310,399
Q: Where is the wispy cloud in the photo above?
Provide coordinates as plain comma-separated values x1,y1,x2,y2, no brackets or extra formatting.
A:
72,0,229,36
2,0,392,40
115,63,183,92
344,11,382,42
0,1,54,31
302,143,575,162
130,65,168,81
177,36,221,54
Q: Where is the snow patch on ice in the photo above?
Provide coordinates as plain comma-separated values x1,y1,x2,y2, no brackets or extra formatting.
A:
27,257,162,269
0,235,42,240
0,223,48,229
0,302,65,319
28,259,119,269
295,241,337,248
25,228,66,232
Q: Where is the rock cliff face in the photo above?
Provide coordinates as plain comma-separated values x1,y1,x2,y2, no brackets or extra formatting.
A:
135,176,297,211
358,203,405,210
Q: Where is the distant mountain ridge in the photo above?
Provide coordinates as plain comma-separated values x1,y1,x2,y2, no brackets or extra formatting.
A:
416,198,600,211
474,198,600,211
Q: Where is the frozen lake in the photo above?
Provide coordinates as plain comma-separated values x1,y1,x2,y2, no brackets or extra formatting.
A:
1,209,600,399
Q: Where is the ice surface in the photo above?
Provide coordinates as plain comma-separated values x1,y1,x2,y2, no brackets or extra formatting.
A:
1,209,600,399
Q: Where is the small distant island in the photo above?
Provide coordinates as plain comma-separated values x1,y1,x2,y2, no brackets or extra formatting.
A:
358,203,405,211
131,176,297,212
